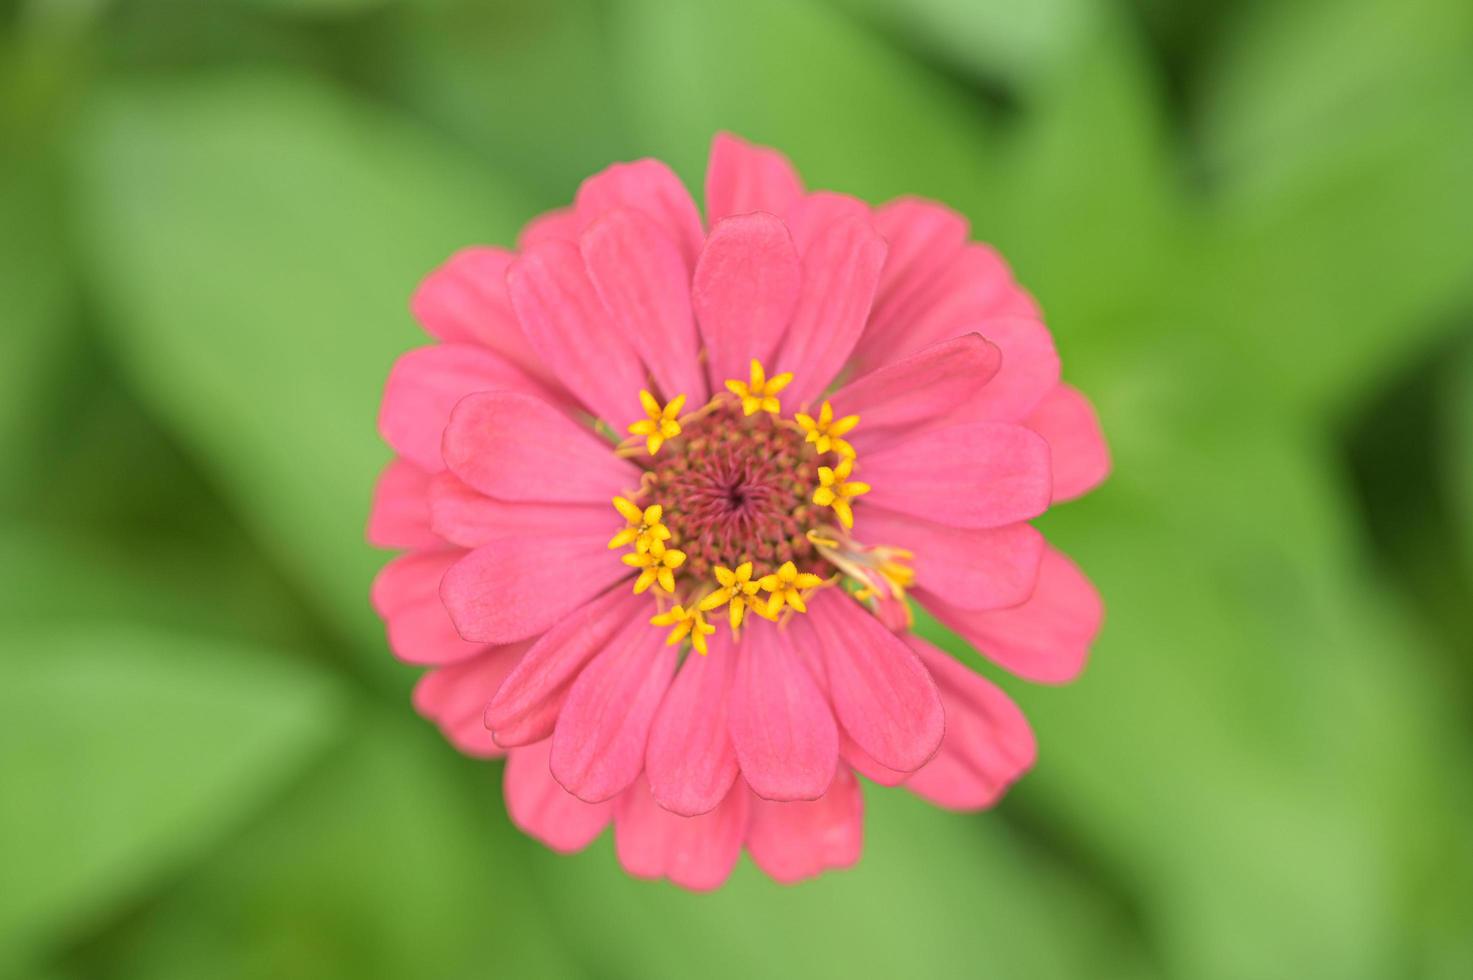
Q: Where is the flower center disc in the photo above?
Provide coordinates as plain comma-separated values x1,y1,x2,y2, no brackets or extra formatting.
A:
642,400,831,586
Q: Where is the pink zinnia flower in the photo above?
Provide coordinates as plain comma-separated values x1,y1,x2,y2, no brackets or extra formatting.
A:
370,133,1109,889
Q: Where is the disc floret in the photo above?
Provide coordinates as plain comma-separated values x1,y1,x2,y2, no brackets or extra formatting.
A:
609,496,671,552
628,390,686,455
812,457,871,529
698,562,763,629
622,538,687,594
795,400,859,458
608,360,909,650
651,604,716,655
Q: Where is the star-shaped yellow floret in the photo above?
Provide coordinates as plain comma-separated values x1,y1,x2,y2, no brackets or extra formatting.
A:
697,561,763,629
627,390,686,455
812,457,870,530
608,496,671,553
794,401,859,458
650,604,716,655
622,539,686,594
724,359,793,416
759,560,825,616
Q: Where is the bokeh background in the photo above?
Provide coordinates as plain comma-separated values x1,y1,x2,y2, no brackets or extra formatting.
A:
4,0,1472,977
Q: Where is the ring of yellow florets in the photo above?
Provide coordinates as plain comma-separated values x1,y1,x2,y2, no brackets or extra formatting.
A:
611,360,896,652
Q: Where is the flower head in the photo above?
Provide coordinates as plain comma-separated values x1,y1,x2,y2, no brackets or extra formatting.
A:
370,132,1110,890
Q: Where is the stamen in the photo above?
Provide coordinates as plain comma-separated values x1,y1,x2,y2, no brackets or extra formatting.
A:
724,359,793,417
627,390,686,455
812,457,871,529
809,527,915,628
794,401,859,458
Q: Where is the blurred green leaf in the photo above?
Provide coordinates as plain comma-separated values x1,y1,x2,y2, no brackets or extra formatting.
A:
71,68,529,676
388,0,630,205
85,715,573,980
979,20,1183,370
229,0,388,14
0,157,76,506
0,621,344,972
1450,340,1473,574
1199,0,1473,416
1201,0,1473,191
613,0,1005,209
992,392,1471,979
828,0,1105,88
533,788,1158,980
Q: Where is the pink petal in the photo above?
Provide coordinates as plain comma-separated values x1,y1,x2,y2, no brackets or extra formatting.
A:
371,549,486,665
805,591,943,773
903,638,1036,810
410,248,557,388
860,421,1053,529
774,209,887,409
781,191,871,253
857,508,1044,612
918,547,1102,684
614,776,748,892
428,471,611,550
550,618,677,802
378,343,555,472
728,622,838,801
574,159,705,271
705,132,804,224
505,740,613,853
692,212,802,391
366,458,439,550
486,587,645,747
746,767,864,884
840,734,908,787
852,243,1038,373
506,239,648,426
518,207,580,249
440,535,628,645
441,391,638,504
831,333,1003,453
867,198,970,336
412,641,530,758
968,315,1060,422
644,630,739,816
1026,383,1110,502
580,208,706,401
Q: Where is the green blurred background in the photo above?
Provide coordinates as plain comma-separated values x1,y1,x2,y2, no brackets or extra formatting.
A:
3,0,1472,976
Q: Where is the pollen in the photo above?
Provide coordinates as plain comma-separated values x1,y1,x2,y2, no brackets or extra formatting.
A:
812,457,871,529
759,560,825,616
623,539,687,594
651,604,716,655
794,401,859,458
725,359,793,417
609,496,671,552
698,561,763,629
628,390,686,455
